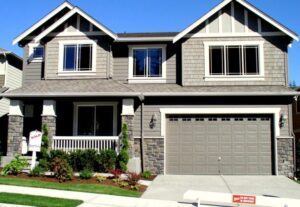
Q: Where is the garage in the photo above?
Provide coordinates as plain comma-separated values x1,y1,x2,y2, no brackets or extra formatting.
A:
166,115,273,175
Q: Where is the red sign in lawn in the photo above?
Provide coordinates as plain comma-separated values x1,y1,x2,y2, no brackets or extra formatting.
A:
233,195,256,205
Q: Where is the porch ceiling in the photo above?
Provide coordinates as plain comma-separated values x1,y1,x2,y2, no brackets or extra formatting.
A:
3,79,299,98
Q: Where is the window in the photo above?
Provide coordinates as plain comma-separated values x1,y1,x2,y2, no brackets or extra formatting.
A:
59,40,96,74
129,45,166,83
74,103,117,136
204,41,264,80
29,43,44,62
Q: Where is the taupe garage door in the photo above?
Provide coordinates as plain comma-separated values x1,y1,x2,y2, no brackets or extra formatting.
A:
166,115,273,175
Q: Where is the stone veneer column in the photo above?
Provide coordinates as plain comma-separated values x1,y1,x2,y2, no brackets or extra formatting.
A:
121,99,141,173
7,100,24,156
41,100,56,148
277,137,294,177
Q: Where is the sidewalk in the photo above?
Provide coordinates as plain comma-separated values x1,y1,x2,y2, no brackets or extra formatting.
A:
0,185,194,207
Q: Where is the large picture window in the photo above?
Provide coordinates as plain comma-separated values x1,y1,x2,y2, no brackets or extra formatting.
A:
129,45,166,83
205,41,264,79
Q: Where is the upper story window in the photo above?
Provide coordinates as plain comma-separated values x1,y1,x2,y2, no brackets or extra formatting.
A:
204,41,264,81
128,45,166,83
29,43,44,62
58,40,97,75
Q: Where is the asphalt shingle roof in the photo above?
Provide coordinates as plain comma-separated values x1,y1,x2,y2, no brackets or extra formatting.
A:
4,79,299,98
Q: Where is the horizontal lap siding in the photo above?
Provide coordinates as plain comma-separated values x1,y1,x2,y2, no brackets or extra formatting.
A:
182,36,287,86
23,46,42,84
45,36,111,79
132,104,290,138
113,43,177,83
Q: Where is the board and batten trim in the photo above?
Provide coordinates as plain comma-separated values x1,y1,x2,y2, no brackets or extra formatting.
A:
160,106,281,175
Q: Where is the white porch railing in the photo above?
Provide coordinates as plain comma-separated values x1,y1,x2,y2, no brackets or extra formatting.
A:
52,136,119,153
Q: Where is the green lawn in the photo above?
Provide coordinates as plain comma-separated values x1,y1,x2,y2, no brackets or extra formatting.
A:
0,192,82,207
0,177,142,197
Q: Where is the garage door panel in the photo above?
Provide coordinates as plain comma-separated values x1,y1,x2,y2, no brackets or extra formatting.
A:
166,115,272,175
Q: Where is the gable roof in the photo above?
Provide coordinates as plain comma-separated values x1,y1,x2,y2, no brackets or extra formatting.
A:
33,6,117,43
173,0,298,43
0,47,23,62
13,2,74,45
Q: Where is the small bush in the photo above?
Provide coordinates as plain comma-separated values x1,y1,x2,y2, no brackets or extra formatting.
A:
79,168,93,179
110,169,122,178
96,175,107,183
1,155,28,176
141,170,152,179
127,172,141,186
50,157,73,182
119,181,129,188
49,150,69,163
69,149,99,172
29,165,43,177
38,159,49,171
99,150,117,172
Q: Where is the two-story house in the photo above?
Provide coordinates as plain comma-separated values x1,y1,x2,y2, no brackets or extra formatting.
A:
0,48,22,155
4,0,299,177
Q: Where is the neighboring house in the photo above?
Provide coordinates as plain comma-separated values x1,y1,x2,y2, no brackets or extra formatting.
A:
4,0,299,177
0,48,23,154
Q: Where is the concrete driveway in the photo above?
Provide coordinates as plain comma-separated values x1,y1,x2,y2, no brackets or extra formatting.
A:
142,175,300,202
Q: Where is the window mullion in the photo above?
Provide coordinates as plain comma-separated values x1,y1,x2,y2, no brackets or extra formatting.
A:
77,44,80,71
224,46,227,76
241,45,244,76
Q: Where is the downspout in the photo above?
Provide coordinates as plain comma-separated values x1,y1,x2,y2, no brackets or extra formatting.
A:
139,95,145,172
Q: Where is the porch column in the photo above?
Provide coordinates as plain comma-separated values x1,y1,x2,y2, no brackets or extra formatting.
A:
41,100,56,149
121,99,140,173
7,100,24,156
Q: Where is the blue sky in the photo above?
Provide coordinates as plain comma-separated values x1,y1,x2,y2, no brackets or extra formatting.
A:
1,0,299,84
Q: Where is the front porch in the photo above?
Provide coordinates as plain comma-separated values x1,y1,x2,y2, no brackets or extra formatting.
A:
6,98,136,156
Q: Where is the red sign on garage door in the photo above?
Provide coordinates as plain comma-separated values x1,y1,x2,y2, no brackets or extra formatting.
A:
233,195,256,204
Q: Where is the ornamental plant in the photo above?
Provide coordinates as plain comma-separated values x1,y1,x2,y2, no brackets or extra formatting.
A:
117,123,129,171
1,154,29,176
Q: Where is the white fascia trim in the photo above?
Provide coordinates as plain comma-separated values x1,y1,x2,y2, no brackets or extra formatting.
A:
13,2,74,45
236,0,298,41
173,0,232,43
73,102,118,136
203,40,265,79
128,44,167,83
160,106,281,175
58,39,97,74
34,7,116,43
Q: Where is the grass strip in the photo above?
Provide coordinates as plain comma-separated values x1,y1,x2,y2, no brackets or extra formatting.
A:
0,177,141,197
0,192,82,207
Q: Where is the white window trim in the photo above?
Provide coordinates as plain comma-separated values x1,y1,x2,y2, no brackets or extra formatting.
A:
73,102,118,136
58,39,97,75
159,106,281,176
28,43,44,62
204,41,265,81
128,44,167,83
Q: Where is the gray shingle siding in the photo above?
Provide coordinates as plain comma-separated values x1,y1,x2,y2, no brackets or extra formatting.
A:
182,36,288,86
23,46,42,84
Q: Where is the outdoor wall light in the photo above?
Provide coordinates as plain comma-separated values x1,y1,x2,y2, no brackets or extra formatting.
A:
149,113,158,129
279,114,288,128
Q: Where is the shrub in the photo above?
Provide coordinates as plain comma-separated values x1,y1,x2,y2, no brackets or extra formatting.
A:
79,168,93,179
29,165,43,177
117,123,129,171
127,172,141,186
119,181,129,188
110,169,122,178
69,149,98,172
1,155,28,176
49,150,69,163
96,175,107,183
50,157,73,182
99,149,117,172
38,158,49,171
141,170,152,179
40,124,49,160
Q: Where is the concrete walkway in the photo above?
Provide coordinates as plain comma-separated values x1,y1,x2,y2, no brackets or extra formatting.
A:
143,175,300,202
0,185,194,207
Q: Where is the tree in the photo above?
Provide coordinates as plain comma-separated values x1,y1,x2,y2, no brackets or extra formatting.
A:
117,123,129,171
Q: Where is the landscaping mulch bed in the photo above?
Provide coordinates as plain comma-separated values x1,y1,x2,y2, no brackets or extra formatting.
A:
5,173,147,193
